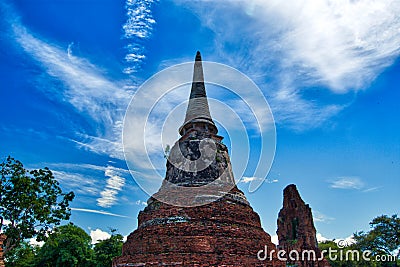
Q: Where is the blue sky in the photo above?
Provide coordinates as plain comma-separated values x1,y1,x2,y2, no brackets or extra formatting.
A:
1,0,399,243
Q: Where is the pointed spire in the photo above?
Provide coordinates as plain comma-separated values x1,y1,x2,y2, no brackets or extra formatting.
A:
189,51,207,100
179,51,217,136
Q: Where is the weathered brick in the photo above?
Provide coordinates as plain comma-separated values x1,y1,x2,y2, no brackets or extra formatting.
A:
277,184,331,267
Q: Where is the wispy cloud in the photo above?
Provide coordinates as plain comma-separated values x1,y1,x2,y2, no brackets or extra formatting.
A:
176,0,400,130
268,85,344,131
97,166,127,208
123,0,157,74
49,163,132,207
313,210,335,223
71,208,130,218
330,176,364,190
241,176,261,183
329,176,382,192
189,0,400,92
52,170,101,196
362,186,382,193
1,3,136,160
241,176,278,184
135,200,147,206
12,24,132,125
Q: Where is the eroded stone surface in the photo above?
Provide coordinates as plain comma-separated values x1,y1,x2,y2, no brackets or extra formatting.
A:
0,234,6,267
113,52,282,266
114,192,281,266
277,184,330,267
113,131,282,266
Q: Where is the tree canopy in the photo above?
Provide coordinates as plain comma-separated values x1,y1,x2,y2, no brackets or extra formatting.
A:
93,229,123,267
0,156,75,255
354,214,400,261
4,241,37,267
34,223,93,267
319,214,400,267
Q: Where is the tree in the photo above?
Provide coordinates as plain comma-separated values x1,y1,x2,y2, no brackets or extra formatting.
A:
354,214,400,266
0,156,75,255
4,241,37,267
34,223,93,267
93,229,123,267
318,240,374,267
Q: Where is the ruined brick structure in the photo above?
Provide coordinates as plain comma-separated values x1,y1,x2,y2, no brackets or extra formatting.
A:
277,184,330,267
113,52,282,266
0,234,6,267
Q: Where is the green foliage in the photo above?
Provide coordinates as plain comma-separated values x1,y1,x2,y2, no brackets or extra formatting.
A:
0,156,75,255
318,214,400,267
34,224,93,267
5,241,37,267
93,229,123,267
164,145,171,159
318,241,373,267
354,214,400,259
3,226,124,267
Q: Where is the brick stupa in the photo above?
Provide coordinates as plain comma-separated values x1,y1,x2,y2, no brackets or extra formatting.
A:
113,52,281,266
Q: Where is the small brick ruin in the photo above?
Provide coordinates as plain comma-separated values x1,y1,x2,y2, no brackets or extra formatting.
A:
0,234,6,267
277,184,330,267
113,52,328,267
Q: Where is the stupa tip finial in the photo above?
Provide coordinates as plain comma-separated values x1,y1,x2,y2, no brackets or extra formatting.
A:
195,51,202,61
178,51,218,136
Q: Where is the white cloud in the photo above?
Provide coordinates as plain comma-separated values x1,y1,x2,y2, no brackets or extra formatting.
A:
271,234,278,245
135,200,147,206
49,163,133,205
241,176,278,184
12,24,132,125
29,238,45,247
48,162,119,173
314,234,356,245
71,124,126,160
2,3,161,183
97,166,126,208
2,4,135,160
52,170,101,196
71,208,130,218
269,85,344,131
241,176,260,183
330,176,365,190
123,0,157,73
316,233,329,243
194,0,400,92
313,210,335,223
176,0,400,130
0,219,11,234
329,176,381,192
90,229,111,244
362,186,382,193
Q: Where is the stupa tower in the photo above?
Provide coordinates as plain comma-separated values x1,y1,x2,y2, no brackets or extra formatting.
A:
113,52,282,267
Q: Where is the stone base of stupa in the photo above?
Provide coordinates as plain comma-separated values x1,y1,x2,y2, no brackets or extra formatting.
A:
112,187,283,267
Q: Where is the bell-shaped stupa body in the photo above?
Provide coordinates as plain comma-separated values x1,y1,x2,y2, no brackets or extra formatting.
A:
113,52,282,267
